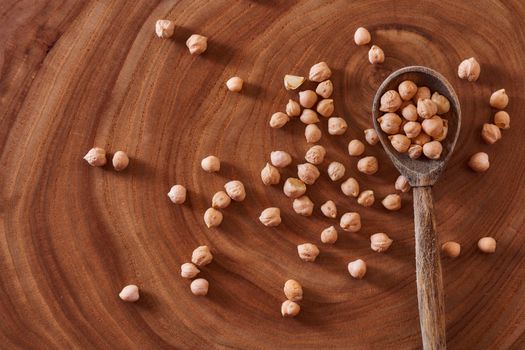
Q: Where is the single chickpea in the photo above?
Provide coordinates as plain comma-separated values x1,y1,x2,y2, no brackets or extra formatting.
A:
434,119,449,142
299,90,318,108
354,27,371,45
481,123,502,144
300,109,320,124
270,112,290,128
398,80,418,101
259,207,282,227
320,200,337,219
293,196,314,216
283,178,306,198
341,177,359,197
305,145,326,165
224,180,246,201
368,45,385,64
84,147,107,167
413,86,431,103
417,98,438,119
395,175,411,193
411,131,431,146
328,117,348,135
478,237,496,253
119,285,140,302
192,245,213,267
155,19,175,38
468,152,490,172
212,191,231,209
348,139,365,156
309,61,332,82
382,194,401,211
404,121,422,138
378,112,402,134
316,80,333,98
431,92,450,114
168,185,187,204
284,74,305,90
190,278,209,296
347,259,367,279
201,155,220,172
297,243,320,262
370,233,393,252
281,300,301,317
186,34,207,55
493,111,510,129
327,161,346,181
321,226,338,244
112,151,129,171
226,77,243,92
180,263,200,279
364,128,379,145
204,207,223,228
340,212,361,232
389,134,411,153
270,151,292,168
357,156,379,175
408,144,423,159
421,115,444,138
357,190,375,207
261,162,281,185
317,99,334,117
286,99,301,117
441,241,461,258
379,90,402,112
423,141,443,159
283,279,303,301
401,103,418,121
458,57,480,82
305,124,322,143
297,163,320,185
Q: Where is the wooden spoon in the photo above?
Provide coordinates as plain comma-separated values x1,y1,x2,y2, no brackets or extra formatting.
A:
372,66,461,350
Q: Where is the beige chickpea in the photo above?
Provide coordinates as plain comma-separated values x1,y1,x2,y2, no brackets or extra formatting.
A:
423,141,443,159
297,243,320,262
327,161,345,181
328,117,348,135
119,285,140,302
201,155,221,173
379,90,402,112
259,207,282,227
84,147,107,167
284,279,303,301
286,99,301,117
180,262,200,279
348,139,365,156
370,233,393,252
297,163,320,185
309,61,332,82
434,119,449,142
293,196,314,216
368,45,385,64
320,200,337,218
186,34,207,55
382,194,401,211
112,151,129,171
212,191,231,209
421,115,444,138
317,99,334,117
357,156,379,175
168,185,187,204
284,74,305,90
413,86,431,103
192,245,213,267
403,121,422,138
481,123,502,144
468,152,490,172
357,190,375,207
398,80,418,101
489,89,509,109
417,98,438,119
354,27,371,45
389,134,411,153
299,90,318,108
408,144,423,159
395,175,410,193
283,178,307,198
270,112,289,128
261,162,281,185
431,92,450,114
341,177,359,197
155,19,175,38
281,300,301,317
305,124,322,143
226,77,243,92
300,109,320,124
478,237,496,253
305,145,326,165
190,278,209,296
493,111,510,129
204,207,223,228
270,151,292,168
348,259,367,279
364,128,379,145
441,241,461,258
321,226,338,244
224,180,246,201
340,212,361,232
411,131,431,146
378,113,402,134
401,103,418,121
316,80,333,98
458,57,480,82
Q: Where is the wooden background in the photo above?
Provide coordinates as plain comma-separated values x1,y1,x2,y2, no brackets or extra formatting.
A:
1,0,524,348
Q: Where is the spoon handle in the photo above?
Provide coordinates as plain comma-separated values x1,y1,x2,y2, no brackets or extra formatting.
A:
413,186,446,350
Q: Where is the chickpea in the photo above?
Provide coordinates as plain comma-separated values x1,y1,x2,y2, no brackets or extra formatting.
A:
119,285,140,302
398,80,417,101
489,89,509,109
341,177,359,197
309,62,332,82
224,180,246,201
481,123,502,144
300,109,320,124
83,147,106,167
270,151,292,168
408,144,423,159
434,119,449,142
417,98,438,119
431,92,450,114
261,162,281,185
168,185,187,204
478,237,496,253
321,226,338,244
327,161,346,181
368,45,385,64
421,115,444,138
297,163,320,185
404,121,422,138
317,99,334,117
320,200,337,219
192,245,213,267
493,111,510,129
357,190,375,207
389,134,411,153
382,194,401,211
348,139,365,156
286,99,301,117
283,178,306,198
281,300,301,317
305,124,322,143
180,263,200,279
270,112,290,128
347,259,367,279
468,152,490,172
190,278,209,296
211,191,231,209
204,207,223,228
340,212,361,232
328,117,348,135
458,57,480,82
395,175,411,193
413,86,431,103
422,141,443,159
293,195,315,216
379,90,402,112
112,151,129,171
378,113,402,134
297,243,320,262
364,128,379,145
259,207,281,227
401,103,418,121
305,145,326,165
201,155,220,173
316,80,333,98
357,156,379,175
370,233,393,252
441,241,461,258
226,77,243,92
411,131,431,146
354,27,371,45
299,90,318,108
283,279,303,301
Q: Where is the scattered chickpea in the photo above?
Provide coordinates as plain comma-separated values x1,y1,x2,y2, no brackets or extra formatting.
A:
357,190,375,207
284,279,303,301
180,263,200,279
224,180,246,201
489,89,509,109
281,300,301,317
201,155,221,173
401,103,418,121
320,200,337,218
112,151,129,171
378,112,402,134
297,163,320,185
327,161,345,181
261,162,281,185
379,90,402,112
321,226,338,244
398,80,418,101
270,151,292,168
493,111,510,129
341,177,359,197
481,123,502,144
286,99,301,117
395,175,411,193
441,241,461,258
297,243,320,262
259,207,282,227
468,152,490,172
155,20,175,38
382,194,401,211
370,233,393,252
389,134,411,153
316,80,333,98
364,128,379,145
305,145,326,165
190,278,209,296
457,57,481,82
417,98,438,119
283,178,307,198
192,245,213,267
368,45,385,64
305,124,322,143
354,27,371,45
119,284,140,302
357,156,379,175
284,75,305,90
347,259,367,279
404,121,422,138
226,77,243,92
317,99,334,117
293,196,314,216
478,237,496,253
186,34,207,55
348,139,365,156
408,144,423,159
212,191,231,209
431,92,450,114
422,115,444,138
328,117,348,135
413,86,431,103
422,141,443,159
168,185,187,204
411,131,431,146
309,62,332,82
204,207,223,228
84,147,106,167
270,112,290,128
299,90,318,108
340,212,361,232
300,109,320,124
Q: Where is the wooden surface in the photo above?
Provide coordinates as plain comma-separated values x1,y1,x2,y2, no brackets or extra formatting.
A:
1,0,525,349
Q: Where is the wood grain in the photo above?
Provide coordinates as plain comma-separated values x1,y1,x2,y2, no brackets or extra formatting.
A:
1,0,525,349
